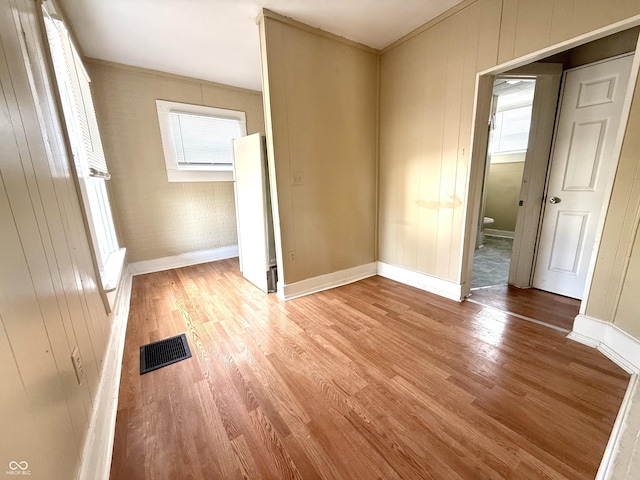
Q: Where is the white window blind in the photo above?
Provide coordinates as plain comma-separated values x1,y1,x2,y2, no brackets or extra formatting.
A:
156,100,247,182
42,3,122,302
170,112,242,167
45,16,110,179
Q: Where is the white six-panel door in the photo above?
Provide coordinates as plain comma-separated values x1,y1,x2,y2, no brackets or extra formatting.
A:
533,55,633,299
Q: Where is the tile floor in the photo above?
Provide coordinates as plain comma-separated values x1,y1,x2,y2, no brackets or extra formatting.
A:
471,235,513,288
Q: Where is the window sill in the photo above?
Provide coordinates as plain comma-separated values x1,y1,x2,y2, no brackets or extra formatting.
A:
102,248,126,293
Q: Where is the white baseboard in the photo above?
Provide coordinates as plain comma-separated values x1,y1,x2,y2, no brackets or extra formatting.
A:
278,262,377,301
376,262,463,302
77,267,133,480
484,229,515,239
570,314,640,374
597,374,639,480
129,245,239,275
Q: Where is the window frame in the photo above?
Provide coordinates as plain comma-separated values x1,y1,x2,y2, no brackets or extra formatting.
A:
42,4,124,309
156,100,247,182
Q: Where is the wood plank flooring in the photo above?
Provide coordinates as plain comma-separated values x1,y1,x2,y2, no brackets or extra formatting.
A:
469,285,580,331
110,259,629,480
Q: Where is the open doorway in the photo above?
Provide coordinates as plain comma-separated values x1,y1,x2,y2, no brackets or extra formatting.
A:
472,78,535,289
463,27,640,331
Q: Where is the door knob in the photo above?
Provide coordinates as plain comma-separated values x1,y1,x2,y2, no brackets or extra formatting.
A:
549,196,561,204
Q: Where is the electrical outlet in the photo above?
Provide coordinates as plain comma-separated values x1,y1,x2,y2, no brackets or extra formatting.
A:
288,251,296,262
71,346,83,384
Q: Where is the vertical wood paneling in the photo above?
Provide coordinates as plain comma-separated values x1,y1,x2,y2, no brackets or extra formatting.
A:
614,222,640,339
379,0,501,282
497,0,519,64
512,0,555,59
0,0,115,477
499,0,640,64
549,0,576,46
260,15,378,285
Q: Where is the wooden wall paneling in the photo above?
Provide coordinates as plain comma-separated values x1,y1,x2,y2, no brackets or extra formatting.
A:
476,0,503,72
24,0,110,392
0,127,80,477
261,19,296,283
377,47,402,265
400,32,427,271
614,220,640,339
1,0,116,477
570,0,629,40
379,0,501,282
549,0,577,47
499,0,640,65
8,2,99,449
22,0,116,414
0,180,50,474
1,0,95,423
497,0,519,64
512,0,555,59
260,14,377,286
450,3,483,282
435,13,467,280
416,27,446,275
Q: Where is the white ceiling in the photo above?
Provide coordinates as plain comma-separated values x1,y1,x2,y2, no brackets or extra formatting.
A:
58,0,465,91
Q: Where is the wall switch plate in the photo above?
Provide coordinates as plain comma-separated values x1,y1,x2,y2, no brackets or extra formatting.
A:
288,251,296,262
71,346,83,384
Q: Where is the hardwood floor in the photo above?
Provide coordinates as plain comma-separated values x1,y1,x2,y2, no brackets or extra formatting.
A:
110,259,629,480
468,285,580,331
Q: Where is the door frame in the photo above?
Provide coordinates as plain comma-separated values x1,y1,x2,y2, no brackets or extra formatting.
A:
461,18,640,314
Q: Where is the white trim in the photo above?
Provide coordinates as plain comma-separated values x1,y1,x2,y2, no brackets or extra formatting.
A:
376,262,463,302
129,246,239,275
278,262,377,301
102,247,126,292
155,100,246,183
570,314,640,373
77,267,133,480
597,374,639,480
484,229,515,239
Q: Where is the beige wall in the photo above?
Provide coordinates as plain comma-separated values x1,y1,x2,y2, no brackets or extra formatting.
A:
484,160,525,232
1,0,112,477
379,0,640,294
379,0,502,280
615,228,640,339
259,13,378,285
88,61,265,263
497,0,640,64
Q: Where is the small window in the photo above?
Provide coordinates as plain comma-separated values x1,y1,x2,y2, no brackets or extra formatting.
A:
156,101,247,182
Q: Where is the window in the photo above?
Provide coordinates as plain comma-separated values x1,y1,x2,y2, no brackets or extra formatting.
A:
156,100,247,182
491,104,533,153
43,4,124,300
490,80,535,155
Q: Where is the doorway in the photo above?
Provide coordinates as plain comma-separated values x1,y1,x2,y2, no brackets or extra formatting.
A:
472,77,535,289
463,27,640,330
